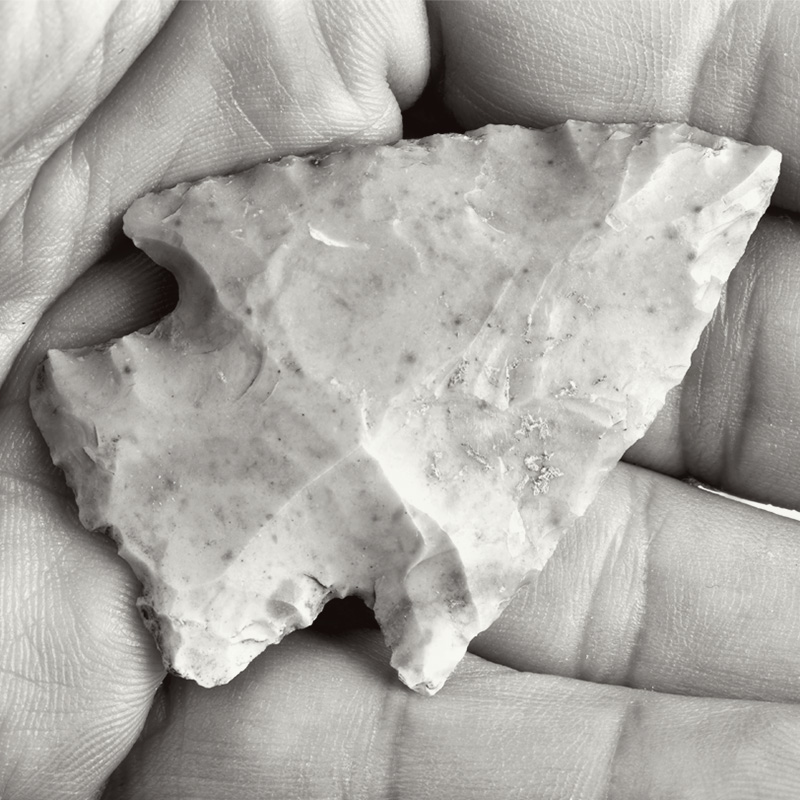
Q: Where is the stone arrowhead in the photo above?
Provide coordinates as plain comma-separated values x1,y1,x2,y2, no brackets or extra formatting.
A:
30,122,780,694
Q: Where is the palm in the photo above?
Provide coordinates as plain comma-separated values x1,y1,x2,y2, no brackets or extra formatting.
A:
2,2,800,798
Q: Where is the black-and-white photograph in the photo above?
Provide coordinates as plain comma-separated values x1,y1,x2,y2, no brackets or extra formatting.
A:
1,1,798,798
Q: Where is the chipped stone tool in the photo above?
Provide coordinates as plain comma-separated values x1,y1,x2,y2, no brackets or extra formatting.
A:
30,122,780,694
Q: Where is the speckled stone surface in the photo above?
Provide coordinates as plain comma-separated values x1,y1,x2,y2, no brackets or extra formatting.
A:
30,122,780,694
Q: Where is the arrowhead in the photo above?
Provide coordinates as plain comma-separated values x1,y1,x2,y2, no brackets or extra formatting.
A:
30,122,780,693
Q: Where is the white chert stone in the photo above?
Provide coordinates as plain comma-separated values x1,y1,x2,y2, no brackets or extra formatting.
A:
30,122,780,694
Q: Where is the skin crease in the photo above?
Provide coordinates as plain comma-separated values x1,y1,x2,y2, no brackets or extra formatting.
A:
2,0,800,797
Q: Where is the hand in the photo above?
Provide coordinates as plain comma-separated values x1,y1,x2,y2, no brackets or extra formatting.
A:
2,2,800,798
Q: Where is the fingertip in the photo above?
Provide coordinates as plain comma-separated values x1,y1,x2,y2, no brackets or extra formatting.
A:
381,0,431,111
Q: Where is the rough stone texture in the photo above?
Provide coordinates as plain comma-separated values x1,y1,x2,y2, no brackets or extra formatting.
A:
30,122,780,694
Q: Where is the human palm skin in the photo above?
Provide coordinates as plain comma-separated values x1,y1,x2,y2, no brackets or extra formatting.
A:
2,2,800,798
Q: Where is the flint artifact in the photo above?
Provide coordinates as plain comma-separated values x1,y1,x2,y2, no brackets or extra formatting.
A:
30,122,780,694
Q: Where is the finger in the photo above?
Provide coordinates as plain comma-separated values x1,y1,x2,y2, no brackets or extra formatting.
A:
432,0,800,211
0,0,176,217
0,250,172,800
104,628,800,799
0,0,430,382
626,213,800,510
471,462,800,704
